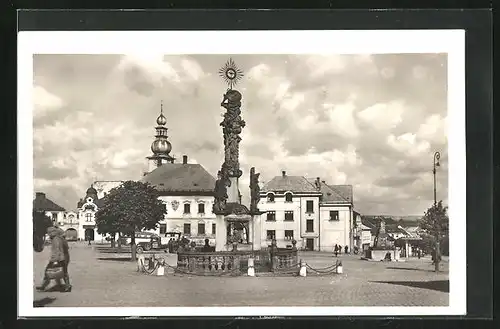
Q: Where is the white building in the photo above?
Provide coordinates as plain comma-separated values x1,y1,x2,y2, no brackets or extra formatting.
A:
139,106,217,245
258,171,355,251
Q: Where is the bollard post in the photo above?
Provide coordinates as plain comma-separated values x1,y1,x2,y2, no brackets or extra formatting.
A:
137,254,145,272
299,259,307,277
336,261,343,274
247,258,255,277
157,259,165,276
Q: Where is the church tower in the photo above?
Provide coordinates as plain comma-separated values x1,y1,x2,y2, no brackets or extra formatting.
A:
145,101,175,174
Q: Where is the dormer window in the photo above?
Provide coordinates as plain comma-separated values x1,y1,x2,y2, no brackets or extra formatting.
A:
285,192,293,202
267,193,275,203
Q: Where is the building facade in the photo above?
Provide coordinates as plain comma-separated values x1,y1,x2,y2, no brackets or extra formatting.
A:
33,192,66,226
140,107,217,246
259,171,355,251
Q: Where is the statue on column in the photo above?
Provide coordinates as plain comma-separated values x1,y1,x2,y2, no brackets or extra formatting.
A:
249,167,261,213
213,171,229,213
220,89,245,179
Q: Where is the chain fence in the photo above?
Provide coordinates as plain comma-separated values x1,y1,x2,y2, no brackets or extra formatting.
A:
138,256,342,277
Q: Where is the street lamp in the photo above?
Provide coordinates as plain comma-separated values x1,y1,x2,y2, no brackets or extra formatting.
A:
433,152,441,205
432,151,441,272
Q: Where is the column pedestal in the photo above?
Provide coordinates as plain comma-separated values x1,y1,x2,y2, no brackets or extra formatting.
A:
215,214,227,251
252,214,262,250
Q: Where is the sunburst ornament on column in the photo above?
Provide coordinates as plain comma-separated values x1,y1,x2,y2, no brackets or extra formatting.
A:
218,58,244,89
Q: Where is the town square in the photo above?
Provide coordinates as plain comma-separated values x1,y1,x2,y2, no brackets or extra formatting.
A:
27,46,453,313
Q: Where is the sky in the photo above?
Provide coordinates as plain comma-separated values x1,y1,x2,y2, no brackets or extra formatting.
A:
32,53,448,216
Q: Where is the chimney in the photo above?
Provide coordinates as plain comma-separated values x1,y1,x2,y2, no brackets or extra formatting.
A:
315,177,321,188
282,170,286,177
182,155,188,164
36,192,45,199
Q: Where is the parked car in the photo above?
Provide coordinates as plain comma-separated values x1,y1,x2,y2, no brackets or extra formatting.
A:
120,232,161,253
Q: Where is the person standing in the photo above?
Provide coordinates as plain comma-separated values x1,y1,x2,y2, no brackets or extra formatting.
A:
334,244,338,257
344,245,349,254
36,227,72,292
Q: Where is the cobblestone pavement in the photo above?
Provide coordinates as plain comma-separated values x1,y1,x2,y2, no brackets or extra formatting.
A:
33,242,449,307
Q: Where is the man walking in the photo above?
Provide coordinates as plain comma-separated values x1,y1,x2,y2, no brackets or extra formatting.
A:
36,227,72,292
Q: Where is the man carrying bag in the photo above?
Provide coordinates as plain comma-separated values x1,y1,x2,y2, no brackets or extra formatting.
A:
36,227,72,292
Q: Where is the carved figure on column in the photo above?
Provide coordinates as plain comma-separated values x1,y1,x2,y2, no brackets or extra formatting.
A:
220,89,245,178
249,167,261,213
213,171,229,213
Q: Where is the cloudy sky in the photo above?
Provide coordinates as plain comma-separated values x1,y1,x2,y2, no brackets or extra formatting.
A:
33,53,448,215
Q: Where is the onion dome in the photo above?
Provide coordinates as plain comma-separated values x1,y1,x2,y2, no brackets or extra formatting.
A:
156,113,167,126
86,186,97,195
151,139,172,154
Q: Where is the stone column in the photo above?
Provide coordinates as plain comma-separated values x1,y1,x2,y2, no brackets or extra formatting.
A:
247,220,253,245
252,214,262,250
227,177,240,203
215,214,227,251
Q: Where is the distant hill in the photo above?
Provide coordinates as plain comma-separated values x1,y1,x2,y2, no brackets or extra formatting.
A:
362,215,421,228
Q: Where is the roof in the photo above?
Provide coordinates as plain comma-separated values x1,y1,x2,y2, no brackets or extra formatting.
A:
306,179,352,204
261,175,319,194
330,185,353,203
33,193,66,212
141,163,216,193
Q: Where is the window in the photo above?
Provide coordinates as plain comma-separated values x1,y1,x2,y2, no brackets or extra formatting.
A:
267,193,275,202
329,210,339,221
85,213,93,222
198,223,205,235
183,203,191,214
266,230,276,240
306,200,314,213
306,219,314,232
266,211,276,221
183,223,191,234
284,211,294,221
163,203,168,212
212,223,216,234
198,203,205,214
159,224,167,235
285,192,293,202
285,230,294,240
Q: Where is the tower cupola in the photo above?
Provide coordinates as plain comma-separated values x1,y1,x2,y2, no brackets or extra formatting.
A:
146,101,175,172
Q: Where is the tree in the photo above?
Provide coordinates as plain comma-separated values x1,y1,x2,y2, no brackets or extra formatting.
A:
95,180,166,261
33,210,52,252
419,200,449,272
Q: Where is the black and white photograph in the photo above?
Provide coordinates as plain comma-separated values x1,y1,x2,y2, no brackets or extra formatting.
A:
18,30,466,317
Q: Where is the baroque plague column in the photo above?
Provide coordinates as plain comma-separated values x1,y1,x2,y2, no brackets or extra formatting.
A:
213,59,263,251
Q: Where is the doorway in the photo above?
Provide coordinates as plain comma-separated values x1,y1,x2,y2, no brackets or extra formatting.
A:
85,228,95,241
306,238,314,251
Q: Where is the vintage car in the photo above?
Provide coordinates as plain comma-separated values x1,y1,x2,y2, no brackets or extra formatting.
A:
120,231,162,253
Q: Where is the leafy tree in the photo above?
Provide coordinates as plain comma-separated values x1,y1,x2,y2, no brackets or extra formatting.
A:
95,180,166,261
419,200,449,272
33,210,52,252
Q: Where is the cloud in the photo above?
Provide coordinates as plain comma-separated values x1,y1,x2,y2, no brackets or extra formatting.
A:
33,85,64,118
32,53,448,215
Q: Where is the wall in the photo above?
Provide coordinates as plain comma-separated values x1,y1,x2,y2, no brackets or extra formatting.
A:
299,196,320,250
158,195,216,240
258,194,301,249
319,205,352,251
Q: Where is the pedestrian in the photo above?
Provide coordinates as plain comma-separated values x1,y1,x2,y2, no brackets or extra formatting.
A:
417,248,421,259
344,245,349,254
334,244,338,257
339,245,342,254
36,227,72,292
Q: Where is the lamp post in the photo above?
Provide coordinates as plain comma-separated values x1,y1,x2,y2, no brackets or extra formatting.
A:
432,151,441,272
